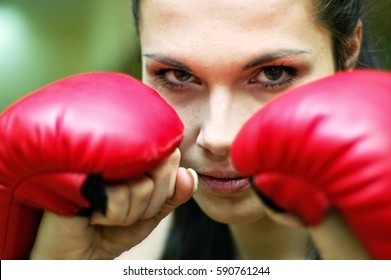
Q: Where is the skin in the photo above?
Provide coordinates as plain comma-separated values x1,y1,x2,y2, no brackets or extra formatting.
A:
31,0,367,259
140,0,335,224
30,150,197,259
140,0,366,259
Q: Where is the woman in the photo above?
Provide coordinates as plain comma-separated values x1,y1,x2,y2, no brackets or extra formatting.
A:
30,0,380,259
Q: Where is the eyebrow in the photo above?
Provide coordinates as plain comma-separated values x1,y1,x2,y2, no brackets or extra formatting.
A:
143,53,192,72
143,49,310,73
243,49,311,70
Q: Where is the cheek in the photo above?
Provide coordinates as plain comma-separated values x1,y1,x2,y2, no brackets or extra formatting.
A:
179,109,200,147
313,46,335,76
167,96,205,160
163,94,205,130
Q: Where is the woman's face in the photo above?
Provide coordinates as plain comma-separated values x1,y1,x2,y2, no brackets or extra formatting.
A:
139,0,335,224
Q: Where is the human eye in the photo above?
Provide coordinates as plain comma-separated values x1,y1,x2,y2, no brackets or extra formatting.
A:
249,64,297,91
154,69,199,90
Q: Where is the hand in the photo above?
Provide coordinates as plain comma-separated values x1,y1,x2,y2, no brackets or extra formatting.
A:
230,70,391,259
29,150,197,259
261,203,369,259
0,72,185,259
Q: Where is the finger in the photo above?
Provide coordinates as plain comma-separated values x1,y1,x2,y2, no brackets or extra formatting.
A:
256,191,370,259
169,167,198,204
259,201,305,228
141,149,181,219
90,176,154,225
309,209,369,260
30,211,92,259
155,167,198,221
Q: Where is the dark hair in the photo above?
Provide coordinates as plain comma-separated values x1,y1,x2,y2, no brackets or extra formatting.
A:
131,0,381,70
161,198,236,260
130,0,381,260
313,0,381,70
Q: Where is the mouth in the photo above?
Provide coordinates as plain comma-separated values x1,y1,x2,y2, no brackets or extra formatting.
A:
198,174,250,193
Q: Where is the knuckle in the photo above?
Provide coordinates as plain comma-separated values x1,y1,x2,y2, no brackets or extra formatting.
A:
170,148,181,163
141,208,159,220
105,186,130,224
110,186,130,204
160,148,181,169
106,209,125,224
134,176,154,195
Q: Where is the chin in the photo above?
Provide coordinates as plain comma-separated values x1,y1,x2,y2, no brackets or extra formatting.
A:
193,187,266,224
210,210,266,225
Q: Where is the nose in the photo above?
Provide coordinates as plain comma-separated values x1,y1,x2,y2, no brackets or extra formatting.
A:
197,120,232,158
196,88,248,159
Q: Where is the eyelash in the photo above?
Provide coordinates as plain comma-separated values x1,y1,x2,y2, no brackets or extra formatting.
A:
249,64,297,91
153,65,298,91
154,69,194,91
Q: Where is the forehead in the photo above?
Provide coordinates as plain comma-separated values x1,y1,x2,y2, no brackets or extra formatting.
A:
140,0,315,23
139,0,327,61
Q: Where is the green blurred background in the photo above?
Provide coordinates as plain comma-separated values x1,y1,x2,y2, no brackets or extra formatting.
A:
1,0,390,111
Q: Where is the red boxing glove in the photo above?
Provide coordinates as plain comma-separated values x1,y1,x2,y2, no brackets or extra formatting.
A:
0,72,184,259
230,70,391,259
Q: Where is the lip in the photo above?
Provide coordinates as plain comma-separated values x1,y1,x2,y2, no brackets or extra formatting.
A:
198,174,250,193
